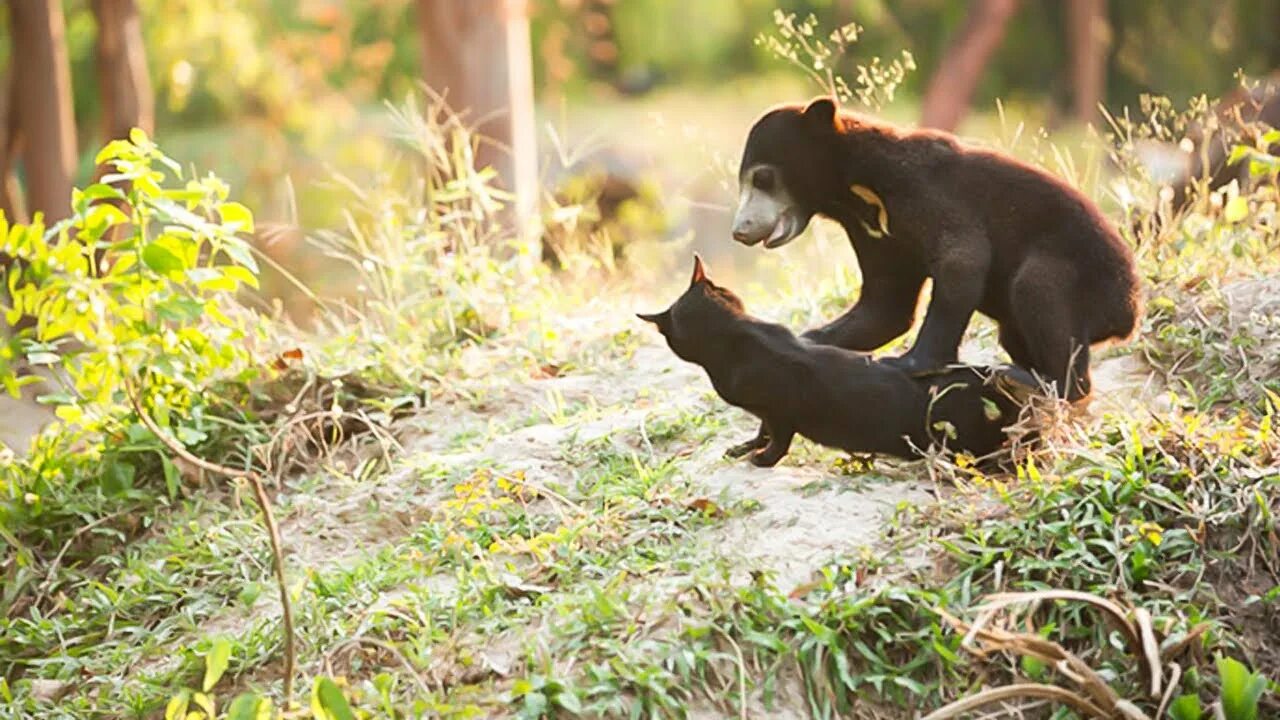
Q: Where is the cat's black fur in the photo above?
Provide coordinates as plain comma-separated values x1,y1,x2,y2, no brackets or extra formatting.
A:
639,256,1038,467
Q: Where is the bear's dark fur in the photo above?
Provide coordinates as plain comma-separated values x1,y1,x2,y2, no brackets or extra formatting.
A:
734,97,1141,400
638,256,1037,467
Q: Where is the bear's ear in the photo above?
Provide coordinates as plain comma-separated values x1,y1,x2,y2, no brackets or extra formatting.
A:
690,253,708,286
802,97,837,129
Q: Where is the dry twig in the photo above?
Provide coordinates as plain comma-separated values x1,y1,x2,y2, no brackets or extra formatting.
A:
125,379,297,704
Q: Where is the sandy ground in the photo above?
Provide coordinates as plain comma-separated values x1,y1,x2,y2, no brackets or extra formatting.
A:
0,368,57,455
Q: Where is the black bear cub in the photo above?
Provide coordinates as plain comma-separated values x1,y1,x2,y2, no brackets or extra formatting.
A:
638,256,1037,467
731,97,1142,401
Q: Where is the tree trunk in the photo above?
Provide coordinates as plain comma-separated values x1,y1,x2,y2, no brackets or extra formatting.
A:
1067,0,1108,124
416,0,537,235
91,0,153,148
8,0,78,223
919,0,1020,132
0,66,24,224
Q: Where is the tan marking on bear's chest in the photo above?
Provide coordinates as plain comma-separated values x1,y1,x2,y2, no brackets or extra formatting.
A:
850,184,891,238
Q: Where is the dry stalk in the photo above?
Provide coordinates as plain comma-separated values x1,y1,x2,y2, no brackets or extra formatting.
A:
973,589,1166,699
920,683,1109,720
934,596,1163,720
125,379,297,705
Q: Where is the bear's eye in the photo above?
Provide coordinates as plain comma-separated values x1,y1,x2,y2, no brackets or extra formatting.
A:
752,167,776,192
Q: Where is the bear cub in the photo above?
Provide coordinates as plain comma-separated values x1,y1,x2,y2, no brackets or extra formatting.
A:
638,255,1038,467
731,97,1142,401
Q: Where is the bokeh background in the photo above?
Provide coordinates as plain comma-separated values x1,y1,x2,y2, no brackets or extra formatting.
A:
2,0,1278,318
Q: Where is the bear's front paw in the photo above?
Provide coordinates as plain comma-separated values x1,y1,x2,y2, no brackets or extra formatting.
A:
749,449,784,468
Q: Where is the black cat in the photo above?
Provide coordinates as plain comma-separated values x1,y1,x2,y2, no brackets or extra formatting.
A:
638,255,1039,467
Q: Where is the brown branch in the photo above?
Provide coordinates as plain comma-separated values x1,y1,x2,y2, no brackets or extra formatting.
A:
125,379,296,704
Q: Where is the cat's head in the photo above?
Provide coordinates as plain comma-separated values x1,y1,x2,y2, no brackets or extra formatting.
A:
637,254,747,363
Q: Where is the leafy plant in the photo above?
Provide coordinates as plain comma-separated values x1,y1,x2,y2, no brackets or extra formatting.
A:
159,639,354,720
1215,656,1269,720
2,128,262,551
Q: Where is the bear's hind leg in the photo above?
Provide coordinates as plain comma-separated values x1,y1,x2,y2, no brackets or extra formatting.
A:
997,323,1035,368
1010,266,1093,401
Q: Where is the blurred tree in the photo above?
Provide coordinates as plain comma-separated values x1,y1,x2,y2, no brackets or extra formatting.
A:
91,0,153,152
1067,0,1108,123
0,56,20,223
3,0,78,224
582,0,620,85
921,0,1018,130
920,0,1020,131
417,0,537,232
922,0,1118,130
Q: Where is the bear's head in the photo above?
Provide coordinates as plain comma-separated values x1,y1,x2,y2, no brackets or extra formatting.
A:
637,254,747,365
732,96,843,249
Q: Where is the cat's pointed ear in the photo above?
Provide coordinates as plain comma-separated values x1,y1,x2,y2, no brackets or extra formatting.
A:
803,96,837,129
637,310,672,329
690,253,708,286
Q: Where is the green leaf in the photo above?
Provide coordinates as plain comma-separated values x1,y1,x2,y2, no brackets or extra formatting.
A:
1217,656,1265,720
238,581,262,607
192,692,216,718
84,203,130,234
1227,145,1253,166
311,677,357,720
202,636,232,692
161,455,180,498
164,691,190,720
222,265,260,289
890,675,926,695
554,690,583,714
142,241,186,274
218,202,255,234
1248,154,1280,178
176,425,208,446
94,139,136,166
521,691,548,719
221,237,259,273
225,693,270,720
196,275,239,293
1168,694,1202,720
1223,196,1249,224
1020,654,1047,680
982,397,1001,422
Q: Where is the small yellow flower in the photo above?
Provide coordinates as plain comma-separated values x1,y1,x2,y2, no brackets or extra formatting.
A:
1136,521,1164,546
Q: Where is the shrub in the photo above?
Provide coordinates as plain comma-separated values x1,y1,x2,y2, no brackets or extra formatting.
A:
1,129,262,556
